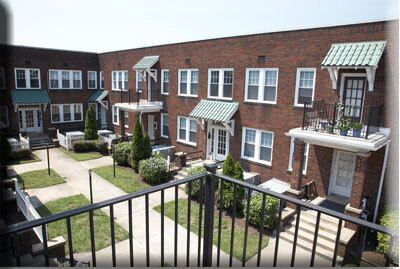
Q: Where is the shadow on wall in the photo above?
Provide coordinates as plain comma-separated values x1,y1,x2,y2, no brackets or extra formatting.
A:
0,1,9,63
314,145,333,197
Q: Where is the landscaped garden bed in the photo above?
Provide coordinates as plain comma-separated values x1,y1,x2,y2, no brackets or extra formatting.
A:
9,149,41,165
17,168,66,189
37,194,129,254
59,148,104,162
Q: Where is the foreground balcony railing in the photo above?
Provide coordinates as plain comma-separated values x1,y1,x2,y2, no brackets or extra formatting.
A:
302,101,383,139
1,164,397,267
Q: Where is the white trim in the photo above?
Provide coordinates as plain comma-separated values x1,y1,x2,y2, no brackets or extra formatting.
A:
0,106,9,127
49,69,82,90
111,70,128,91
14,68,41,89
0,67,5,89
328,150,356,198
161,113,169,138
207,123,230,161
241,127,274,166
112,105,119,125
177,116,197,146
88,71,97,89
50,103,83,123
244,68,278,104
303,143,309,175
100,71,104,89
124,111,129,128
161,69,169,95
287,136,295,171
136,71,143,92
178,69,199,97
207,68,234,100
294,68,316,107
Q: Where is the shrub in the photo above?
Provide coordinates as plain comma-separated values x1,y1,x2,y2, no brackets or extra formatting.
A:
154,153,165,160
131,120,145,172
185,166,207,200
95,141,108,154
10,148,32,159
143,134,152,160
0,132,11,164
244,193,279,230
139,157,167,184
84,106,98,140
377,208,399,265
114,142,132,166
72,140,96,152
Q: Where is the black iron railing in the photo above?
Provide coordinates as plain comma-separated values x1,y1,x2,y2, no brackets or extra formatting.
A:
302,101,383,139
1,164,398,267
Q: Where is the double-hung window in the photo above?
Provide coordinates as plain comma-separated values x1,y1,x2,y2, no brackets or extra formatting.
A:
161,70,169,95
112,106,119,125
177,116,197,145
112,71,128,91
161,113,169,138
88,71,97,89
294,68,316,106
208,69,233,99
136,72,142,92
0,68,5,89
0,106,9,127
241,127,274,165
49,70,82,89
50,104,83,123
245,68,278,103
15,68,41,89
178,69,198,97
100,71,104,89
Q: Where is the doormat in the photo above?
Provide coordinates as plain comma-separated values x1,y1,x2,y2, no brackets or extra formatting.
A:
319,200,346,213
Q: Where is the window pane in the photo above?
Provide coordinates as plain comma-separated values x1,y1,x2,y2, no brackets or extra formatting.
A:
261,132,273,147
223,71,233,98
210,84,219,97
191,71,198,95
163,82,169,93
52,106,60,122
244,143,255,158
113,107,118,123
247,85,258,100
180,83,187,94
16,70,26,88
73,72,81,88
163,71,169,82
190,83,198,95
189,131,196,143
163,125,169,137
124,71,128,89
264,86,276,102
50,71,58,88
63,105,71,121
62,71,70,88
190,120,196,131
245,129,256,143
223,85,232,98
180,71,187,82
74,105,82,121
264,71,277,86
248,71,259,85
124,111,128,124
30,70,39,88
210,70,219,96
260,147,271,162
179,117,186,129
298,88,313,104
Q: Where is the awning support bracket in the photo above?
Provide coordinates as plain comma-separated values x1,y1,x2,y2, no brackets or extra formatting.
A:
195,118,205,130
222,120,235,136
327,67,338,89
365,66,376,91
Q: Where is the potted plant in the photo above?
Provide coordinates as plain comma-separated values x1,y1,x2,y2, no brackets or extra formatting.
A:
337,104,351,136
351,122,364,138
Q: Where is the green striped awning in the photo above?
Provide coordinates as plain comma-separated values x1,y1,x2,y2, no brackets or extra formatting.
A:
10,90,50,104
89,90,108,102
189,100,239,122
321,41,386,67
132,56,159,70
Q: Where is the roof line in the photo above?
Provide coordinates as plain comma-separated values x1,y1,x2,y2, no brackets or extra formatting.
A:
2,44,98,54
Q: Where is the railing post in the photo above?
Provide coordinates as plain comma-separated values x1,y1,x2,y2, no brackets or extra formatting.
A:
302,102,307,130
366,106,373,139
203,163,217,267
332,103,337,134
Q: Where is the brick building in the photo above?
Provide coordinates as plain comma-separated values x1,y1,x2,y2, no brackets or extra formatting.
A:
2,19,398,227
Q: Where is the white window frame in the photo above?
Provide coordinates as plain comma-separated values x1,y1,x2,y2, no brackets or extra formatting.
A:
0,67,5,89
287,137,310,175
50,104,83,123
112,70,128,91
207,68,234,100
112,106,119,125
100,71,104,89
294,68,316,107
88,103,98,120
49,69,82,90
241,127,274,166
136,71,142,92
178,69,198,97
161,69,169,95
88,71,97,89
177,116,197,146
244,68,279,104
161,113,169,138
14,68,41,89
124,111,129,128
0,106,9,127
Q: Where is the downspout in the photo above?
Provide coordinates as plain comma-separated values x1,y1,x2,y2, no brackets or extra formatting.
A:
373,140,391,223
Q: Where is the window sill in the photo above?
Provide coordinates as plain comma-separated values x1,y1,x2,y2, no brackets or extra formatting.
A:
111,89,129,92
177,95,198,99
49,88,83,90
293,105,306,109
51,120,83,124
240,157,272,168
177,140,197,148
207,96,233,101
161,135,169,139
243,101,277,107
16,88,42,90
161,93,169,96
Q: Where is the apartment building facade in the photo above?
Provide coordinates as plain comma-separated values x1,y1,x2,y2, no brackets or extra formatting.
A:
2,19,398,227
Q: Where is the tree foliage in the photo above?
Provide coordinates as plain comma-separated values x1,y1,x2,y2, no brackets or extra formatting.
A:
131,120,145,172
84,105,98,140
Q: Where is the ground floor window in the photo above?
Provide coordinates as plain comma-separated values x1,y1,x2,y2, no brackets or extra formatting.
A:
288,137,309,175
51,104,83,123
112,106,119,125
241,127,274,165
177,116,196,145
124,111,128,128
161,113,169,138
0,106,9,127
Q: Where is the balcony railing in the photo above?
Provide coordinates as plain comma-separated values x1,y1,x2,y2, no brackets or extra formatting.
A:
301,101,383,139
1,164,397,267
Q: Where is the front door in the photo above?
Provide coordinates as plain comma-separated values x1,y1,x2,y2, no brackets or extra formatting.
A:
101,101,108,127
148,115,155,140
328,150,356,198
18,106,42,133
207,125,229,161
343,77,366,122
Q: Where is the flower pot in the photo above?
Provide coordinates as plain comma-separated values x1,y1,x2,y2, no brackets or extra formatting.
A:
340,130,348,136
353,130,361,138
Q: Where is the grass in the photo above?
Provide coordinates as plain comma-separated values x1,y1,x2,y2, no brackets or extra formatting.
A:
9,154,41,165
154,198,269,262
17,168,66,189
37,194,129,254
92,165,150,194
59,148,103,162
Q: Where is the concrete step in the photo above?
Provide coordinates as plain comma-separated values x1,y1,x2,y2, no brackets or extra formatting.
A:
177,169,188,178
297,212,341,234
302,209,342,226
186,159,206,168
286,225,336,252
0,253,34,267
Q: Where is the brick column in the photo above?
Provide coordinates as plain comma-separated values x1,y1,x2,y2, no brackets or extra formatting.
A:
292,139,306,191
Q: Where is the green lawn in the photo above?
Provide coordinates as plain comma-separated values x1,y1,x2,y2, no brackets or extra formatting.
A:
17,168,66,189
10,154,41,165
343,256,374,267
59,148,103,162
37,194,129,254
154,198,269,262
92,165,150,194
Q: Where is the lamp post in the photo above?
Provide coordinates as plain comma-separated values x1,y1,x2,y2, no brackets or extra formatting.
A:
46,143,50,176
88,169,93,204
113,144,116,178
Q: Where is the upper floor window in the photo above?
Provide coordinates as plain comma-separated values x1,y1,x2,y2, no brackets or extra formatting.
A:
51,103,83,123
178,69,198,97
136,72,142,92
0,68,5,89
177,116,197,145
88,71,97,89
241,127,274,165
100,71,104,89
161,70,169,95
161,113,169,138
112,71,128,91
245,68,278,103
208,69,233,99
294,68,316,106
15,68,41,89
49,70,82,89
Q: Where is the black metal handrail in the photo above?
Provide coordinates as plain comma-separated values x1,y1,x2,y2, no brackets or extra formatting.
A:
1,165,398,267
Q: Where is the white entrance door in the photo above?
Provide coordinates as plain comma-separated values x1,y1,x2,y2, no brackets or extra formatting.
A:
101,101,108,127
148,115,155,140
328,150,356,198
207,125,229,161
18,107,42,133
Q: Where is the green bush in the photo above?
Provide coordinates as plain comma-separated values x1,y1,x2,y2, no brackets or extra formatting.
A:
377,208,399,265
139,157,167,184
244,193,279,230
10,148,32,159
84,106,98,140
73,140,96,152
185,166,207,200
143,134,152,160
95,141,108,154
114,142,132,166
131,120,145,172
0,132,11,164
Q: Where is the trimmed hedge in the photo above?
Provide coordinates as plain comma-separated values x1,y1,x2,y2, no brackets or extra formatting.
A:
139,157,167,184
11,148,32,159
377,208,399,265
114,142,132,166
244,193,279,230
73,140,108,154
185,166,207,200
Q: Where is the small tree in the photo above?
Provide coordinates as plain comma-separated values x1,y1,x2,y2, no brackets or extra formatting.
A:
143,134,152,159
84,105,98,140
0,132,11,164
131,120,144,172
